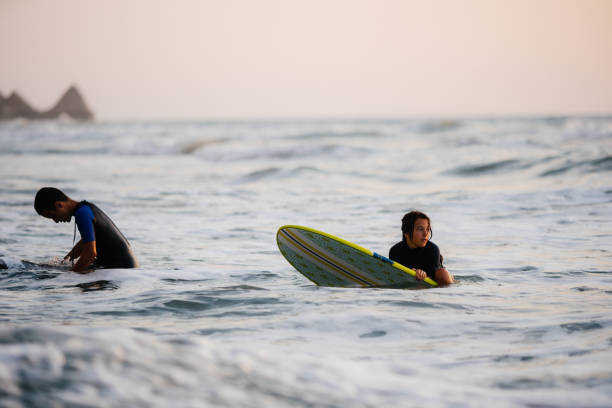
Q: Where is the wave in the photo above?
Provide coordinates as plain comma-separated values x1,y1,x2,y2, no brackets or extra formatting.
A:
287,130,382,140
178,137,230,154
590,156,612,171
540,155,612,177
448,159,523,176
194,143,370,162
418,120,463,134
237,166,322,183
0,325,444,408
0,326,254,407
446,153,612,178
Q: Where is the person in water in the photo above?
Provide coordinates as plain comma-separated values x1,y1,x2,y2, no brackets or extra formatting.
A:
389,211,454,285
34,187,138,273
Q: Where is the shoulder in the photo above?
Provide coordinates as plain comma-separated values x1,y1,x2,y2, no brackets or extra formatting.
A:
425,241,440,255
390,240,404,250
389,240,405,255
74,203,94,220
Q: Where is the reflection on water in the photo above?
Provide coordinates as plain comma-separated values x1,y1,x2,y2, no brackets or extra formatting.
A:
75,280,119,292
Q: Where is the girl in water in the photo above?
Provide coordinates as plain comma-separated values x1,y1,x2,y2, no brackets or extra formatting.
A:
389,211,454,285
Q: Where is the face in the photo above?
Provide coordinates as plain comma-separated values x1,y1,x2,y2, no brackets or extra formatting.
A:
41,201,72,223
404,218,430,248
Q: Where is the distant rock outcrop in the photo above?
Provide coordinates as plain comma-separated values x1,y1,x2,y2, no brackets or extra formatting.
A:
0,85,94,120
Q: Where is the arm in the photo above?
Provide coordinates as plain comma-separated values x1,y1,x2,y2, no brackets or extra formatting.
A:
72,204,97,273
429,244,454,285
65,239,84,262
434,267,454,285
71,240,97,273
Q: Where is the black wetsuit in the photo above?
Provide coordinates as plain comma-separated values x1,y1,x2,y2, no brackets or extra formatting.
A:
388,240,441,279
75,201,138,269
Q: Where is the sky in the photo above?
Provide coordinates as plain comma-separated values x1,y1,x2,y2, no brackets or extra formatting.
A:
1,0,611,120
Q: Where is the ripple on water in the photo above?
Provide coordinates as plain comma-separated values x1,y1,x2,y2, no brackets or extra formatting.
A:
560,321,603,334
359,330,387,338
492,354,536,363
161,292,285,317
495,377,554,390
449,159,523,176
378,300,438,308
572,286,598,292
234,271,281,281
74,280,119,292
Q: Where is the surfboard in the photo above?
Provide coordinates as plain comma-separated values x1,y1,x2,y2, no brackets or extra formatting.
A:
276,225,438,287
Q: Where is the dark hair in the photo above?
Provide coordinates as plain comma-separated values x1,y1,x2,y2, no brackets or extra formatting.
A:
401,211,432,242
34,187,68,214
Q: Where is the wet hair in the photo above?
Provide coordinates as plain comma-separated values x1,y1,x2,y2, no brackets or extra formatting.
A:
401,211,432,242
34,187,68,215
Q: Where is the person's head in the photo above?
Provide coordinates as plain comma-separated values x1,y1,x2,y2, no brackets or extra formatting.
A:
34,187,73,223
401,211,432,248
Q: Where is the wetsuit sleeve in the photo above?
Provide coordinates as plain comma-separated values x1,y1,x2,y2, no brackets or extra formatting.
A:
74,205,95,243
423,243,441,278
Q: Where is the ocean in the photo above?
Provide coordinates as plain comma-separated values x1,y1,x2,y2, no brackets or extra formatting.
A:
0,117,611,407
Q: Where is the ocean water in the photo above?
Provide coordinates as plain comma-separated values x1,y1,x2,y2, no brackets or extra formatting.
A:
0,117,611,407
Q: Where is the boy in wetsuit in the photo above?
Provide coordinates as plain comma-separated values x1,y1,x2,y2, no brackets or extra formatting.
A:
389,211,454,285
34,187,138,273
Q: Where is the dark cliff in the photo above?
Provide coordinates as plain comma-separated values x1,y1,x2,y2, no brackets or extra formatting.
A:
0,86,94,120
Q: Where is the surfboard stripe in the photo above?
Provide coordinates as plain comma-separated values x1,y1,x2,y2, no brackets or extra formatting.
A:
279,228,376,287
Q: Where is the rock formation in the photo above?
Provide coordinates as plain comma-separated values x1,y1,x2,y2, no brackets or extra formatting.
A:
0,85,94,120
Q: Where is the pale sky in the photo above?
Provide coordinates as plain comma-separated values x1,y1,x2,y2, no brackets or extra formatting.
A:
1,0,611,119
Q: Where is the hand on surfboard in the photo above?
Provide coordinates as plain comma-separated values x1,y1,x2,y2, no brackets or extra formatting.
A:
413,269,427,281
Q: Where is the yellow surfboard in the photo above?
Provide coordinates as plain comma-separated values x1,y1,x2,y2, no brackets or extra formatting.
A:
277,225,438,287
